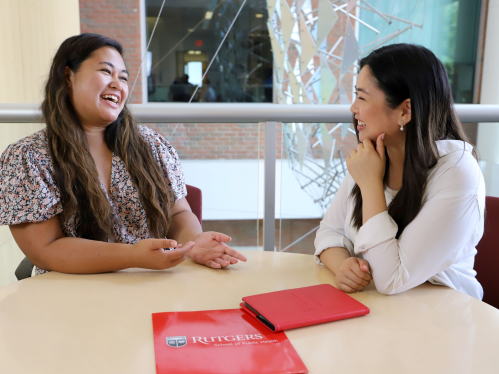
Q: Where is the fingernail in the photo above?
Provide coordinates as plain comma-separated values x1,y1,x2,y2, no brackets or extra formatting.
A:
381,133,385,140
362,265,368,270
171,241,177,247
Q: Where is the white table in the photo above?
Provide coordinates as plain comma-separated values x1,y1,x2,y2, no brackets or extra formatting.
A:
1,250,499,373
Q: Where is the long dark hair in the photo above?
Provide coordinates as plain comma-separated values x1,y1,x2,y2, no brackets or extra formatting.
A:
350,43,473,238
42,33,174,241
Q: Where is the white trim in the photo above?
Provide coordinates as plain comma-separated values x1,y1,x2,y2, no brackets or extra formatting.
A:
473,0,488,104
139,0,148,103
264,122,277,251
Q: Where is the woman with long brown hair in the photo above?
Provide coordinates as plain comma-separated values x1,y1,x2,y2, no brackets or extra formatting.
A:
315,44,484,299
0,33,246,274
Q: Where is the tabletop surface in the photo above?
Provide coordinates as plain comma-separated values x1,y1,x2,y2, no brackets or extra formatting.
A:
1,250,499,374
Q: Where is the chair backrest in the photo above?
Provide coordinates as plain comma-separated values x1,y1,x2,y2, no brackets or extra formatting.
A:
185,184,202,227
475,196,499,309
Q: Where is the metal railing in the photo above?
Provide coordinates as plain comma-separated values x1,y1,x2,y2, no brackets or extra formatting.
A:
3,103,499,123
2,103,499,251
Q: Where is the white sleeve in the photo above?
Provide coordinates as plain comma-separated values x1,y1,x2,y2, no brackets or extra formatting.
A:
314,173,355,265
354,161,483,295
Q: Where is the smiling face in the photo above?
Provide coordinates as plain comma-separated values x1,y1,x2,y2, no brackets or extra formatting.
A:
66,46,129,130
350,66,410,145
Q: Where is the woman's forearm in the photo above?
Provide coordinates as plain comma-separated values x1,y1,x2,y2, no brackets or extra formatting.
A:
319,247,351,275
361,182,387,225
39,237,133,274
167,210,202,244
10,217,135,274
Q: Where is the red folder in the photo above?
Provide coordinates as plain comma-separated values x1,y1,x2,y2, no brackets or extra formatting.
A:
152,309,308,374
240,284,370,332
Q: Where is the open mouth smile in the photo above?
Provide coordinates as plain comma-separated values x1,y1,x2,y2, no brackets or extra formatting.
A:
101,94,120,104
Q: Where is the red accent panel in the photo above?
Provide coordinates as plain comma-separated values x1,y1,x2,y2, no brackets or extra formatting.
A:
185,184,202,227
475,196,499,309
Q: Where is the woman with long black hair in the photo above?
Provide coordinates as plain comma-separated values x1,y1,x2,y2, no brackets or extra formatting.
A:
315,44,484,299
0,33,246,274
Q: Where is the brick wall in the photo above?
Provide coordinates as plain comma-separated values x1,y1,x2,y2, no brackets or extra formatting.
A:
80,0,143,104
145,122,357,160
146,123,279,160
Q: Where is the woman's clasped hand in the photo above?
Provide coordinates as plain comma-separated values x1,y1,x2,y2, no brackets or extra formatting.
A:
334,257,372,293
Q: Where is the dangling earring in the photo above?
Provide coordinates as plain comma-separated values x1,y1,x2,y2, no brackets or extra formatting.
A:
400,120,404,131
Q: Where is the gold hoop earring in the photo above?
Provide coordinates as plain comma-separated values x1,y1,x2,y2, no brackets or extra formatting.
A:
400,120,404,131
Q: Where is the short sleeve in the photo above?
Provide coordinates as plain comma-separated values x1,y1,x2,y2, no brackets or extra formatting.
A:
138,125,187,202
0,141,62,225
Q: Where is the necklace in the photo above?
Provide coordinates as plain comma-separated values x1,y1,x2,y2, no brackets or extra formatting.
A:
387,187,398,202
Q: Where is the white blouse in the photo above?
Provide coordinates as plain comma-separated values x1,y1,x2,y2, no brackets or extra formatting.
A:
314,140,485,300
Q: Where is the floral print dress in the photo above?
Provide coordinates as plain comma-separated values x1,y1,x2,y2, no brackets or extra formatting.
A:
0,125,187,275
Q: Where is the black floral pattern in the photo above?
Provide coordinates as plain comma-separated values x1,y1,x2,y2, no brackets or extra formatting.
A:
0,126,187,275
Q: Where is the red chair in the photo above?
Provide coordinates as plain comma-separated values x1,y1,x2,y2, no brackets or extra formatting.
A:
186,184,202,227
475,196,499,309
15,184,203,280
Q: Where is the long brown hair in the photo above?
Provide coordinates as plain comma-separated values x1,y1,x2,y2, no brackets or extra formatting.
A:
350,44,474,238
42,33,173,241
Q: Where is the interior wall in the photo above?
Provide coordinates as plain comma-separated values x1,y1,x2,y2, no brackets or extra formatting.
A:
0,0,80,286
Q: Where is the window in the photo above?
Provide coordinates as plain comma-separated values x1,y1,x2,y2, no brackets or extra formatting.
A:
145,0,273,103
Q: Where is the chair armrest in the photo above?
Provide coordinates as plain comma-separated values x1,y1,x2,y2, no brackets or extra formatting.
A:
15,256,35,280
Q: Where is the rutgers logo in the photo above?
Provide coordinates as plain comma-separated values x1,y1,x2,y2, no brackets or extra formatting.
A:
166,336,187,348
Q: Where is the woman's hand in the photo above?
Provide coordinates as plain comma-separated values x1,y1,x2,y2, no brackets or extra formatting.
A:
335,257,372,293
347,133,386,190
130,238,193,270
189,231,248,268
